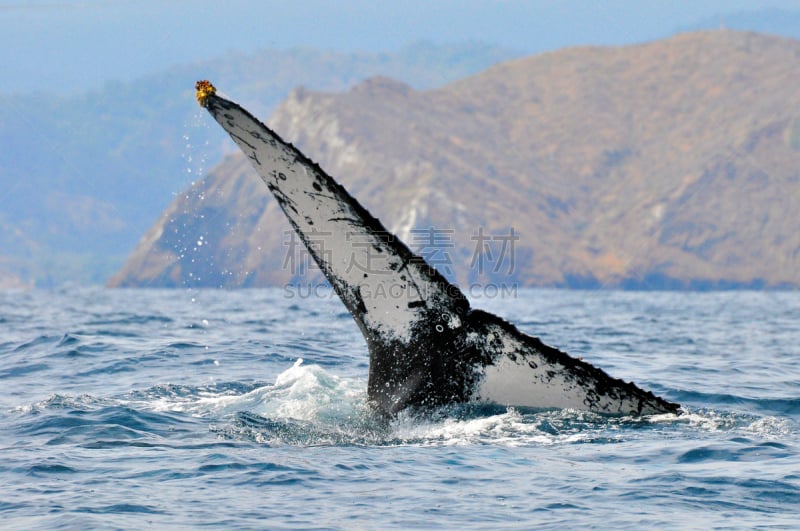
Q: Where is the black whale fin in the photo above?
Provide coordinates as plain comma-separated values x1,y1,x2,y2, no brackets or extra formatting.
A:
196,82,679,416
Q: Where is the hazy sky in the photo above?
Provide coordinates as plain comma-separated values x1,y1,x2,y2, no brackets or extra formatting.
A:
2,0,799,94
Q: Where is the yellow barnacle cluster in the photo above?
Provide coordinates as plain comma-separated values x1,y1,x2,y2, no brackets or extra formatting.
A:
195,80,216,107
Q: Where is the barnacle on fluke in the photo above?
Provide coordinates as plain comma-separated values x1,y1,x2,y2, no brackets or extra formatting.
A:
195,80,216,107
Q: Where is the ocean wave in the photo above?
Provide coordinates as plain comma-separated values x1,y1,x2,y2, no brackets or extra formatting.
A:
6,357,797,451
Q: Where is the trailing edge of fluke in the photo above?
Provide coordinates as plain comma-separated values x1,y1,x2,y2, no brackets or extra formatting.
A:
194,80,680,417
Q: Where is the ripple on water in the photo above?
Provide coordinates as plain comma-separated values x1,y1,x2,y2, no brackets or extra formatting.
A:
1,288,799,529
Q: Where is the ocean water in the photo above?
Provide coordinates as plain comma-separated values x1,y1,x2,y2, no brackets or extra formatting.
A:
1,287,798,529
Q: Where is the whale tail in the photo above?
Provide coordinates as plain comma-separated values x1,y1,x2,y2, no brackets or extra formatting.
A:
196,81,679,417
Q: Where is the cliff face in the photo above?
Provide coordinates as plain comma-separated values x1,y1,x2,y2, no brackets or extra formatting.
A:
110,31,800,289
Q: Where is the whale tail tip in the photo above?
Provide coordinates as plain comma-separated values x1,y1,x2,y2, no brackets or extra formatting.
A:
195,80,216,107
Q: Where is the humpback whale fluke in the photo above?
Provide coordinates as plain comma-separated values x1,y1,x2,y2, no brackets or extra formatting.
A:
195,80,680,417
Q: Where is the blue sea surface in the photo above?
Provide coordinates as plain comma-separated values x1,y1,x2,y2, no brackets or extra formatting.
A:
1,287,798,529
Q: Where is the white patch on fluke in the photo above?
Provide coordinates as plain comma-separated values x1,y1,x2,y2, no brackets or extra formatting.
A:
469,326,588,409
477,355,585,410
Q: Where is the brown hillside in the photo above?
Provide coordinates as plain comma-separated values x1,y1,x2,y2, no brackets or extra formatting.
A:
109,31,800,289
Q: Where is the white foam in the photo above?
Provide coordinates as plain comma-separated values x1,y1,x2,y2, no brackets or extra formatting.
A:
744,416,793,438
145,359,366,424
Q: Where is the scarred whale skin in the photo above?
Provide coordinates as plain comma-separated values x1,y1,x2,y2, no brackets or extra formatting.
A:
196,81,680,417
